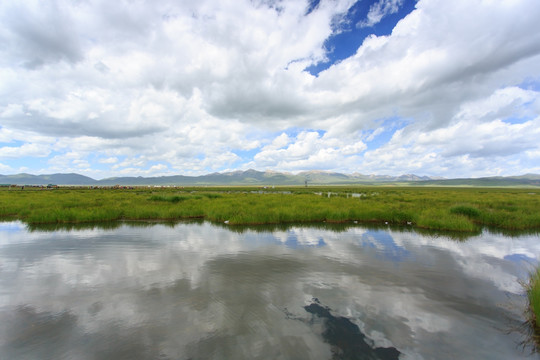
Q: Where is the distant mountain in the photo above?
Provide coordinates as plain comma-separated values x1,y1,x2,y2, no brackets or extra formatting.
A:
97,175,193,186
511,173,540,180
0,173,96,185
1,170,539,187
415,175,540,187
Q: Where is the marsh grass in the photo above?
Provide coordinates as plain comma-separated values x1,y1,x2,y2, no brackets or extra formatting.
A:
524,268,540,350
449,204,481,218
148,194,201,203
529,269,540,323
417,209,476,232
1,186,539,232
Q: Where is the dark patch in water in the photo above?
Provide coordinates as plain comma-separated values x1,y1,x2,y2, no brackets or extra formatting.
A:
303,299,400,360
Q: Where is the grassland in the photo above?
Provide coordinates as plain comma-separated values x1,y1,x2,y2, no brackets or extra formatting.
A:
0,185,539,232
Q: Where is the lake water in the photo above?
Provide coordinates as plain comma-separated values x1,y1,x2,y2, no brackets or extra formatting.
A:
0,221,539,360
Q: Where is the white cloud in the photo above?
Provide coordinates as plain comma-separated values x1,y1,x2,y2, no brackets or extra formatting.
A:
526,150,540,159
0,162,13,172
0,103,25,118
251,130,366,171
99,157,118,164
453,86,540,123
358,0,404,28
365,127,385,142
0,1,83,68
47,151,85,169
0,143,50,158
0,0,539,176
148,163,168,172
317,1,540,130
268,133,292,150
359,85,540,177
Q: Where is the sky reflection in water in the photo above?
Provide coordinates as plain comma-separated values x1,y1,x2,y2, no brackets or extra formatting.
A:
0,221,539,359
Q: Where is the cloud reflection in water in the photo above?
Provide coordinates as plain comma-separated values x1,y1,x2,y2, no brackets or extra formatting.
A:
0,221,538,359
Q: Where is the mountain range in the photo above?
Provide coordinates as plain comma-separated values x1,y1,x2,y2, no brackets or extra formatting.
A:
1,170,540,187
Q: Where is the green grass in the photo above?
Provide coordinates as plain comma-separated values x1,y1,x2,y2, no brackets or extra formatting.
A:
449,204,481,218
1,186,539,232
527,267,540,348
529,269,540,326
148,194,201,203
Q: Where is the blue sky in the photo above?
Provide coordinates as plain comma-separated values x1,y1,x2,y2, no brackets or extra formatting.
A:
306,0,417,75
1,0,540,179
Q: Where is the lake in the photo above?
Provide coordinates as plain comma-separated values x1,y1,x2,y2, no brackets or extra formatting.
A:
0,220,539,359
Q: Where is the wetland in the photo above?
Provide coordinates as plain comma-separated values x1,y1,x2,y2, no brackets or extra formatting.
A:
1,186,540,231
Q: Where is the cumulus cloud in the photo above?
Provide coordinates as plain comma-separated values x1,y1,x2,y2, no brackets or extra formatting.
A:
313,0,540,130
0,162,13,172
359,85,540,177
250,130,366,171
0,0,539,177
0,143,50,158
1,1,83,68
98,157,118,164
358,0,404,28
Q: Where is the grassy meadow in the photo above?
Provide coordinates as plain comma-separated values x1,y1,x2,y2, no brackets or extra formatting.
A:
0,185,539,232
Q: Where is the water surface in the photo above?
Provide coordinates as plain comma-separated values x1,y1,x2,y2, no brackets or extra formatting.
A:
0,221,538,359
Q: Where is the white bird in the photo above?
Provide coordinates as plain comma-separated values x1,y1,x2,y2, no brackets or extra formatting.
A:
224,220,229,224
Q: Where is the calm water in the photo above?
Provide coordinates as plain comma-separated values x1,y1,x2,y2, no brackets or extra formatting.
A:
0,221,539,360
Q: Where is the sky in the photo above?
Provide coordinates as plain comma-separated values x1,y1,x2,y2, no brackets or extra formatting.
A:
1,0,540,179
